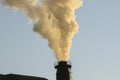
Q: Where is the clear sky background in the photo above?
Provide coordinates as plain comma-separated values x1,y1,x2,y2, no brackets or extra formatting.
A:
0,0,120,80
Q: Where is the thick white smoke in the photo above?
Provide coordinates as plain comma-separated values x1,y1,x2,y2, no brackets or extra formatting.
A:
1,0,83,61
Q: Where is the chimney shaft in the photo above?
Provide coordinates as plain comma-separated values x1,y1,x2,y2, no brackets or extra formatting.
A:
55,61,71,80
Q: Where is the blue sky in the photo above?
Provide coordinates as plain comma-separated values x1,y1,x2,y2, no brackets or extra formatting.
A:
0,0,120,80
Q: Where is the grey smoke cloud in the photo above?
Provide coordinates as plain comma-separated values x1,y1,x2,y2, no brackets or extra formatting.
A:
1,0,83,61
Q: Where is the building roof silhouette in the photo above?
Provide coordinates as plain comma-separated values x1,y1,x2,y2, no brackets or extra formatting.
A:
0,74,48,80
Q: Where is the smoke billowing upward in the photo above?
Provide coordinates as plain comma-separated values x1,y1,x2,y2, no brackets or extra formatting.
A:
1,0,83,61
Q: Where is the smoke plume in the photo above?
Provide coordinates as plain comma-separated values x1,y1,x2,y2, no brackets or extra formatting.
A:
1,0,83,61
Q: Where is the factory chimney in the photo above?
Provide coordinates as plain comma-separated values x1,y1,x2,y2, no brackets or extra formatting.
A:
55,61,72,80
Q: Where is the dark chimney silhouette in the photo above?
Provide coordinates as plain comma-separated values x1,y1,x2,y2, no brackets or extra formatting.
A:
55,61,71,80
